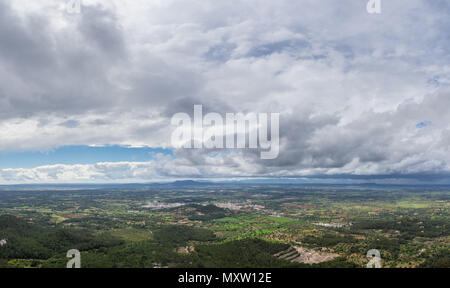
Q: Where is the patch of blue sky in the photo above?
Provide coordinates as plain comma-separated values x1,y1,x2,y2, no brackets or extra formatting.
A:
0,146,173,169
208,151,231,158
204,42,237,62
247,39,310,58
416,121,432,129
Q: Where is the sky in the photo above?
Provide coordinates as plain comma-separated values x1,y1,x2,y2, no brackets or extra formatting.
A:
0,0,449,184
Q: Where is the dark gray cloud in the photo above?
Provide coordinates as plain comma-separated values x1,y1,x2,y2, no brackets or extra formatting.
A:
0,2,126,119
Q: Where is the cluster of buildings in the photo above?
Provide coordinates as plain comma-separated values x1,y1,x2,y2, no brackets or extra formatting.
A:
215,202,265,211
142,201,185,210
312,222,352,228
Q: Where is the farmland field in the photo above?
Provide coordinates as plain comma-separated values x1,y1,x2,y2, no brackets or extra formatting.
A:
0,183,448,268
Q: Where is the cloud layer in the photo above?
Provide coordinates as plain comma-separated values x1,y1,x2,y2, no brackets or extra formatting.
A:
0,0,449,183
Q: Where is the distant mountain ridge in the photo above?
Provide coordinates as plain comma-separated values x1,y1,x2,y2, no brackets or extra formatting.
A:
170,180,213,186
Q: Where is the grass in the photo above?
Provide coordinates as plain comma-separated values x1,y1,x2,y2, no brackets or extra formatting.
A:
109,228,153,242
265,216,295,223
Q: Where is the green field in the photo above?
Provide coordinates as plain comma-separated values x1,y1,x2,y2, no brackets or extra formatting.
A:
0,184,448,268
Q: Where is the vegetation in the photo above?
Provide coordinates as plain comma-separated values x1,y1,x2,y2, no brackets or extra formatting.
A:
0,184,448,268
